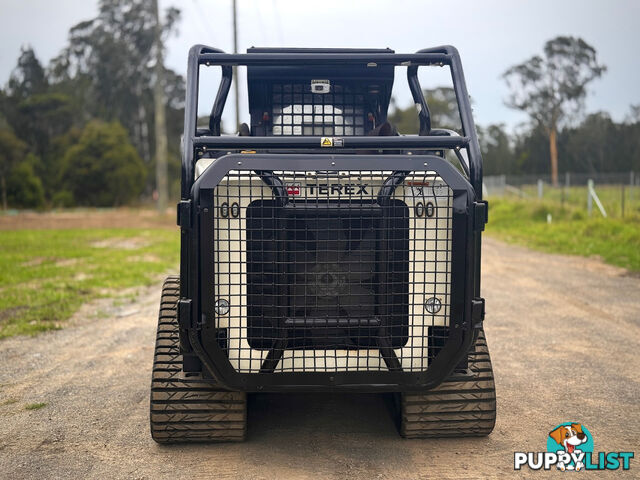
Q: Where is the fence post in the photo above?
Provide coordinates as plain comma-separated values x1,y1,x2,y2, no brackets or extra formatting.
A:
537,179,543,199
587,179,607,218
631,171,635,204
622,184,625,218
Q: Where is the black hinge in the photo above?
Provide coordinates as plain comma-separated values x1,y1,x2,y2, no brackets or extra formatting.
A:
178,299,193,329
473,200,488,231
177,200,192,229
471,297,485,327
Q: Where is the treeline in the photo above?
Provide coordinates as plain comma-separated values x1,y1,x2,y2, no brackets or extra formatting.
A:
389,87,640,176
2,23,639,210
480,112,640,176
0,0,184,209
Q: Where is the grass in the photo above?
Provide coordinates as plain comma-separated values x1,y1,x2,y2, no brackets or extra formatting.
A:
0,228,179,339
2,197,636,340
514,184,640,219
486,197,640,271
24,402,47,410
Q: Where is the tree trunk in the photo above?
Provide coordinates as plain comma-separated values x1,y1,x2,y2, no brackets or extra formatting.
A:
549,127,559,186
1,174,7,210
232,0,239,131
153,0,168,213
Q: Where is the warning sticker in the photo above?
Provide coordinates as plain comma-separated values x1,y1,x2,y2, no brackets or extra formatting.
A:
407,181,449,198
320,137,333,147
311,79,331,94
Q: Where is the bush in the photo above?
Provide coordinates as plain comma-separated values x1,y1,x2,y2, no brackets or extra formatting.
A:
60,120,146,206
6,154,45,209
51,190,75,208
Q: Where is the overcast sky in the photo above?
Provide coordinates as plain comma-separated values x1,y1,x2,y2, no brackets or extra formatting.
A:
1,0,639,131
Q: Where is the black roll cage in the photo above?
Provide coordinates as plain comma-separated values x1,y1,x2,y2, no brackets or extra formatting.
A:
177,46,486,392
181,45,483,197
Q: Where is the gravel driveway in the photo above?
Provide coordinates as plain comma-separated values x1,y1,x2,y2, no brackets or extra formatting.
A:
1,237,638,479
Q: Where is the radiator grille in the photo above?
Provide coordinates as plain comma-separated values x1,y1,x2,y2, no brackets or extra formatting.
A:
212,170,453,373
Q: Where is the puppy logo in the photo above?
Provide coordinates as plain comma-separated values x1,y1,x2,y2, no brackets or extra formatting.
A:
548,423,589,471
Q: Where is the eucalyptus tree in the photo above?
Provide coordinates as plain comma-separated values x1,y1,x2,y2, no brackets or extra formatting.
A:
503,36,606,185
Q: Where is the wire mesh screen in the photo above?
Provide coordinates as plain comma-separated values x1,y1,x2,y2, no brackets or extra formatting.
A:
212,170,453,373
271,83,368,136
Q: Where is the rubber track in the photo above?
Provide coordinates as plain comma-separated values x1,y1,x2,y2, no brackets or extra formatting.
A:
399,329,497,438
150,276,247,443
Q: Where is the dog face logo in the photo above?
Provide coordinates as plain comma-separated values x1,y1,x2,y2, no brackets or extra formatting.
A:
549,423,588,471
549,423,587,454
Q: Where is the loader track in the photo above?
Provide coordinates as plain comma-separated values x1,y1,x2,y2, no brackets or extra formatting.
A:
398,329,496,438
150,276,247,443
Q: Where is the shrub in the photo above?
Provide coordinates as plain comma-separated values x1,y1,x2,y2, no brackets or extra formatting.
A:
51,190,75,208
6,155,45,209
60,120,146,206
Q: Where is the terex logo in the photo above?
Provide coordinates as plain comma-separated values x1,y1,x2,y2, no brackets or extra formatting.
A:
285,183,369,196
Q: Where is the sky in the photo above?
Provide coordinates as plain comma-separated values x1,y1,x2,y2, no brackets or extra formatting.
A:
1,0,639,132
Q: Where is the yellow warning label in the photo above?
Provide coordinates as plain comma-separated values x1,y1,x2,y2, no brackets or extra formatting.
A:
320,137,333,147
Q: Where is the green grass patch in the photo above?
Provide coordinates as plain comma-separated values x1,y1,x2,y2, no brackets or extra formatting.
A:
487,198,640,271
516,184,640,218
24,402,47,410
0,228,178,339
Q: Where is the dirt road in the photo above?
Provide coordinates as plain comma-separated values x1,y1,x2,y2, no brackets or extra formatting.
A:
1,237,638,479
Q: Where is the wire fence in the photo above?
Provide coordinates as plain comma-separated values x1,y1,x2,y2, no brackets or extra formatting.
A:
484,171,640,218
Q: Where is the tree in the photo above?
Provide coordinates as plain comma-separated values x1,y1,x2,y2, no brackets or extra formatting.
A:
512,125,554,175
561,112,640,174
2,48,79,201
625,104,640,124
389,87,461,134
561,112,613,173
50,0,183,197
619,108,640,173
503,36,606,185
0,128,28,210
18,92,76,193
6,154,45,209
60,120,146,206
477,124,514,175
1,3,186,208
5,46,47,101
152,0,169,212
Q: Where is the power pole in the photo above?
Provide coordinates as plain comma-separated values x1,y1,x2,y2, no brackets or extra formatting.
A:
232,0,239,130
153,0,169,213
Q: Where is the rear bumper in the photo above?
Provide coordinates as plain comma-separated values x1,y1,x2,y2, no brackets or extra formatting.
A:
179,153,485,392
